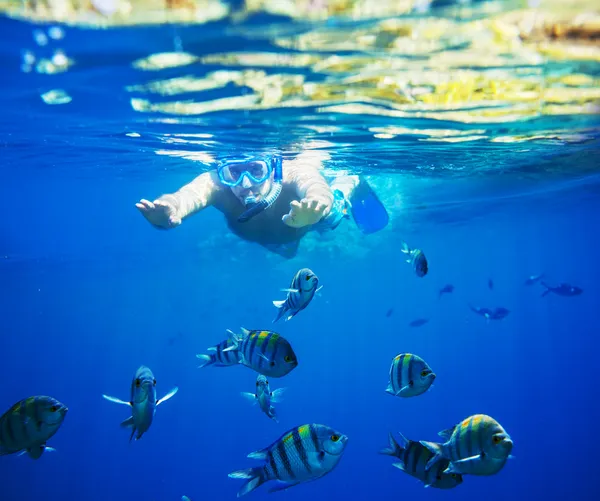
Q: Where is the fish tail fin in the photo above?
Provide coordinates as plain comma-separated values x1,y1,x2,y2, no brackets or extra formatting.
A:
419,441,445,471
228,467,267,497
400,242,411,254
379,432,404,457
268,406,279,423
272,301,288,323
196,353,216,368
540,282,551,297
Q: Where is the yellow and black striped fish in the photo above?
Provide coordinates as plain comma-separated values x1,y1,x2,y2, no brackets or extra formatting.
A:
386,353,435,398
420,414,513,476
196,330,242,368
225,328,298,378
229,423,348,496
379,432,462,489
102,366,178,442
0,396,67,459
272,268,322,323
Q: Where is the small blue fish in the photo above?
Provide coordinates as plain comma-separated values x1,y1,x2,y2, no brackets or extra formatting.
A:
229,423,348,496
385,308,394,318
400,242,428,277
488,279,494,290
524,273,544,286
102,366,178,442
273,268,322,323
420,414,513,477
438,284,454,298
469,305,510,320
225,328,298,378
541,282,583,297
0,396,67,459
196,330,242,368
241,375,286,423
379,432,463,489
409,318,429,328
386,354,435,397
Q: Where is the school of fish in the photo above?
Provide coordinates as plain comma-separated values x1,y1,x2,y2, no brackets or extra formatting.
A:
2,252,582,498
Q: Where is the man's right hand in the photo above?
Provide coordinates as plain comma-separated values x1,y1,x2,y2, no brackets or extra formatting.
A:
135,198,181,229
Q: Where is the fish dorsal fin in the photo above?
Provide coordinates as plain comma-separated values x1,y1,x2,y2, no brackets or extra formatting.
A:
226,329,239,341
247,448,269,460
438,425,457,441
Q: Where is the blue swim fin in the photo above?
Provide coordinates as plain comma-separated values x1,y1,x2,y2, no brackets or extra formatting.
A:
349,176,389,234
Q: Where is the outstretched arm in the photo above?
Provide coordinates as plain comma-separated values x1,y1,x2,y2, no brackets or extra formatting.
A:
282,150,334,228
136,171,221,229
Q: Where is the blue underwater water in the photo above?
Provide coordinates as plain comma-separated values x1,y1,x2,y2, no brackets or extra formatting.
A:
1,4,600,501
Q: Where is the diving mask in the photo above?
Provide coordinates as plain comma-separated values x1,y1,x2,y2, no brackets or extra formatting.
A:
217,158,273,187
216,155,283,223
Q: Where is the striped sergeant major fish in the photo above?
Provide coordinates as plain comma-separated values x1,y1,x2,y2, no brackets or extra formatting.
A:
241,375,286,423
379,432,462,489
400,242,428,277
224,328,298,378
540,282,583,297
386,353,435,398
420,414,513,476
469,305,510,321
0,396,67,459
196,330,242,368
229,423,348,497
102,365,178,442
273,268,322,323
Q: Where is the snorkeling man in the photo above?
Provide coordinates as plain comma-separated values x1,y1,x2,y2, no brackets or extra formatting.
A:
136,150,388,259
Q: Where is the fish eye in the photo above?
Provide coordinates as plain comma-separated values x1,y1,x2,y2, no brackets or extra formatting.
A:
492,435,503,444
436,474,442,480
420,370,430,377
330,434,340,442
50,405,58,412
305,275,311,281
270,361,275,367
256,381,260,386
284,355,292,363
451,474,458,478
135,378,141,387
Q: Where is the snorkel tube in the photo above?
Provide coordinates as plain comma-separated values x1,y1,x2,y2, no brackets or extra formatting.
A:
238,156,283,223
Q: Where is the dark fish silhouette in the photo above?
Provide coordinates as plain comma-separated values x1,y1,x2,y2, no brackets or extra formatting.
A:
469,305,510,320
409,318,429,328
524,274,544,286
386,308,394,318
488,279,494,290
541,282,583,297
438,284,454,298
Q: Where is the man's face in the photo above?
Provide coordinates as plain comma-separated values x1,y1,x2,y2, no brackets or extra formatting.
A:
230,172,273,206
